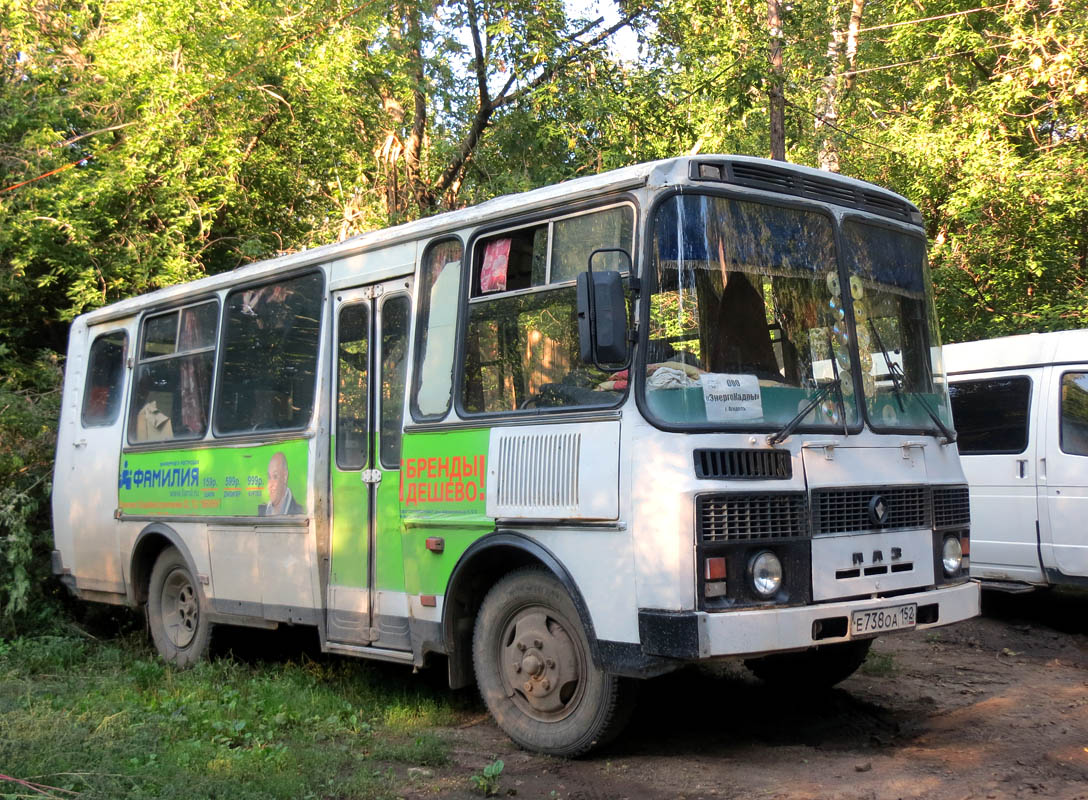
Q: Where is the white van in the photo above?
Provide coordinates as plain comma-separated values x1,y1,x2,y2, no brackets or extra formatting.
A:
945,330,1088,590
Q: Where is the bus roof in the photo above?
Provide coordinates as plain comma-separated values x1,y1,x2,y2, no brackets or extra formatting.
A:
78,155,919,326
944,329,1088,375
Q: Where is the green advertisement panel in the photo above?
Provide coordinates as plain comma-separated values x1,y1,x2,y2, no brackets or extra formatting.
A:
400,428,493,596
118,440,309,517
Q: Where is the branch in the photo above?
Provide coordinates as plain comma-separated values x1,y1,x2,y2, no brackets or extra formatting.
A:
465,0,490,108
432,9,643,200
492,11,641,110
53,121,139,148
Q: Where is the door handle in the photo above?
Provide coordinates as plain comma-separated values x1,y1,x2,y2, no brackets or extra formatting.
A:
1016,459,1027,478
73,439,87,449
1038,457,1046,479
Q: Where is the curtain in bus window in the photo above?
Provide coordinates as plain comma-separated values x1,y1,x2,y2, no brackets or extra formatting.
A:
480,239,511,293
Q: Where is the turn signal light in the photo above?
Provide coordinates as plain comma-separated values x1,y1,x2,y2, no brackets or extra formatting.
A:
705,557,727,581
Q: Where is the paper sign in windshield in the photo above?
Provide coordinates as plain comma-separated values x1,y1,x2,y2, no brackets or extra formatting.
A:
702,373,763,421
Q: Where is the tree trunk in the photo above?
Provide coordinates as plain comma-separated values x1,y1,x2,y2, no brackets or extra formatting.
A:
816,0,865,172
403,1,432,211
767,0,786,161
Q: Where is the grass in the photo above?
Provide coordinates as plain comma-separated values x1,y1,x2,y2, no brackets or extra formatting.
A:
859,648,897,677
0,622,470,799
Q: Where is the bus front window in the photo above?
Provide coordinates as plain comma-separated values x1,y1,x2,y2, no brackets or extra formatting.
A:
645,194,858,430
842,219,953,433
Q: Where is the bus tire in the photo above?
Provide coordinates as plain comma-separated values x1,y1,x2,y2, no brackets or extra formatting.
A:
472,567,635,757
744,638,873,689
147,547,213,668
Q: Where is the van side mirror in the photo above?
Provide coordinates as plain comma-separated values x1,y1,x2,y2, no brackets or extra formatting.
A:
577,248,632,368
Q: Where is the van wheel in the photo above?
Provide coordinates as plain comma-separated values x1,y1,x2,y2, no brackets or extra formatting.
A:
472,568,635,757
148,547,213,668
744,638,873,689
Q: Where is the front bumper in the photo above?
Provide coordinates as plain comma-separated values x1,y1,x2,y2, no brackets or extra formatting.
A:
639,580,979,660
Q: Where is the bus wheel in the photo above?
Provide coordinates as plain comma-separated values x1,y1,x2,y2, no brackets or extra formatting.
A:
473,568,634,757
147,547,213,668
744,638,873,689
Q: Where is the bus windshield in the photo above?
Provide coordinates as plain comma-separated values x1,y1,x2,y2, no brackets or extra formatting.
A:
841,218,953,433
644,194,859,429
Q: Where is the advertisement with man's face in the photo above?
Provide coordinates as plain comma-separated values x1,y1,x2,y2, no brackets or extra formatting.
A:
118,440,308,517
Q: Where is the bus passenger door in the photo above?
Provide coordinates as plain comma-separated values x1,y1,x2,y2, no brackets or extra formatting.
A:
326,281,413,649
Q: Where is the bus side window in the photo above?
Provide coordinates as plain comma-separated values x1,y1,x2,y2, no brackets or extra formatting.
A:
129,301,217,443
82,330,128,427
412,238,463,421
215,272,324,435
460,206,633,414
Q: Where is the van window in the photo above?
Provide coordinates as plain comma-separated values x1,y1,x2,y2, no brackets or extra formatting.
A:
215,272,324,435
82,330,127,427
461,205,633,414
129,301,218,443
1059,372,1088,456
948,376,1031,454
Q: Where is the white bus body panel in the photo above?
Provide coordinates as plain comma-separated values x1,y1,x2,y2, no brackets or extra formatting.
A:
53,317,137,598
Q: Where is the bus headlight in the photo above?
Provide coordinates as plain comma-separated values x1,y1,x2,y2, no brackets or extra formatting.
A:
942,535,963,576
748,550,783,598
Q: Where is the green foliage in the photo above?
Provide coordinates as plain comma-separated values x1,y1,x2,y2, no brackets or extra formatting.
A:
860,649,897,677
0,631,459,799
470,758,504,796
0,350,63,630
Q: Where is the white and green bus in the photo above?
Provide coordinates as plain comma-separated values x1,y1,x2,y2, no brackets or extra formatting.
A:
53,156,979,755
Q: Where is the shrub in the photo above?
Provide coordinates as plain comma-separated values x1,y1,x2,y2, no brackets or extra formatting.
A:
0,348,64,634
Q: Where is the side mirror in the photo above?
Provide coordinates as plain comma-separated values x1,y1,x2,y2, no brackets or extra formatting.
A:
577,248,632,368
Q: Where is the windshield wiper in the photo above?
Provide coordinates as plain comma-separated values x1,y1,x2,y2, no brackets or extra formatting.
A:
767,376,844,446
768,333,849,446
867,320,957,444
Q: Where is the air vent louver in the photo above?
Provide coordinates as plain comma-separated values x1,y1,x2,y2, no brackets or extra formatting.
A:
694,449,792,480
718,161,919,223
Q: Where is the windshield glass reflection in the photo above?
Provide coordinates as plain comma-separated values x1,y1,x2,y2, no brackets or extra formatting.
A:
842,219,953,432
644,194,858,429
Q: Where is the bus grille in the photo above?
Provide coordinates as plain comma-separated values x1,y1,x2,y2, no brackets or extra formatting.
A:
933,485,970,528
812,486,930,535
693,448,791,480
697,493,808,542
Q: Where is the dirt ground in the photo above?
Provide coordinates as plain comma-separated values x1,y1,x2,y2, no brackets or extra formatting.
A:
406,589,1088,800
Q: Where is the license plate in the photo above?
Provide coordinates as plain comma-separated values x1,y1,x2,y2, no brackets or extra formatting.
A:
850,603,917,637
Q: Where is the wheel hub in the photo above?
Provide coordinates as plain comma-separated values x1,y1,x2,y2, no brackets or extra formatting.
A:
501,609,582,718
161,568,198,649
